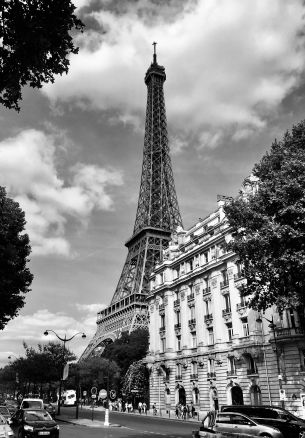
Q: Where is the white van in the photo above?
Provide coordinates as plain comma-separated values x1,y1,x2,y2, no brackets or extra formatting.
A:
20,398,44,410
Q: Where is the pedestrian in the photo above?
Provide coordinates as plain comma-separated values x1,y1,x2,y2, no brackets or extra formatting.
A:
187,404,191,418
191,403,196,418
142,401,147,414
175,404,179,419
152,403,157,415
138,401,143,414
183,405,187,420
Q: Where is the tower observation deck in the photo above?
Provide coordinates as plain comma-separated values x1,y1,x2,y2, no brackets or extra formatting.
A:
80,45,183,359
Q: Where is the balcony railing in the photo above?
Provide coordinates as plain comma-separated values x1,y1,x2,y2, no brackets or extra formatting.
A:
247,368,258,376
159,303,165,311
202,287,211,295
159,326,166,333
187,293,195,302
188,318,196,327
234,271,245,280
275,327,304,338
204,314,213,322
174,299,180,307
236,302,248,311
227,370,237,377
174,323,181,330
175,374,182,381
222,308,231,316
190,374,198,380
220,280,229,289
207,372,216,379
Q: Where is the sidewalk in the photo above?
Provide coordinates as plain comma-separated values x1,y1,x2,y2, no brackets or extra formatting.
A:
56,405,201,428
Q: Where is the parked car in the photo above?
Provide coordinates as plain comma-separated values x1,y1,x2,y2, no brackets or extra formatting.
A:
20,398,44,410
10,409,59,437
5,400,19,416
214,412,284,437
0,412,14,437
221,405,305,438
0,405,12,423
44,403,56,418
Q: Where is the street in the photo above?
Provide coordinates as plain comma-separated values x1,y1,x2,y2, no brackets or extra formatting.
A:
56,406,198,438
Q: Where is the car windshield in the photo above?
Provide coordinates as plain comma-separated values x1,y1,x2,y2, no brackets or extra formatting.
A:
271,408,300,421
24,411,52,421
22,401,42,409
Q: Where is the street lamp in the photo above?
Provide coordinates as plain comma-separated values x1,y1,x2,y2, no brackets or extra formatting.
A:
8,355,19,399
44,329,86,415
256,314,284,408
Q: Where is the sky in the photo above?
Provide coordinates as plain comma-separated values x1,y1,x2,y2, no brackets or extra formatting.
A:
1,0,305,367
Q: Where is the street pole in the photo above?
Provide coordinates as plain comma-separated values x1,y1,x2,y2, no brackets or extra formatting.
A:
43,330,86,416
256,315,284,408
104,363,110,426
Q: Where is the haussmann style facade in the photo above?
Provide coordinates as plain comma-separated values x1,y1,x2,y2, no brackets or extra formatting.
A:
146,192,305,418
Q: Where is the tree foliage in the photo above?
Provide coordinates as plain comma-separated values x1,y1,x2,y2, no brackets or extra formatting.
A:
0,187,33,330
78,357,120,391
122,359,149,401
225,120,305,313
0,341,76,396
0,0,84,111
103,328,149,375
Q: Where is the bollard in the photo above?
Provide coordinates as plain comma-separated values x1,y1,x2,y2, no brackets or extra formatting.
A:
104,408,110,426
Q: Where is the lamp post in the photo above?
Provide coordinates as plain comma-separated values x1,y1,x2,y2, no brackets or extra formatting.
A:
8,355,19,399
44,329,86,415
256,314,284,408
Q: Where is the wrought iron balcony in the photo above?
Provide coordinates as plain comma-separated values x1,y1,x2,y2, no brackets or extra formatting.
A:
234,271,245,280
207,372,216,379
187,293,195,302
174,323,181,330
202,287,211,295
175,374,182,381
174,299,180,307
204,314,213,322
247,368,258,376
159,303,165,311
159,326,166,334
220,280,229,289
188,319,196,332
222,308,231,316
190,374,198,380
227,370,237,377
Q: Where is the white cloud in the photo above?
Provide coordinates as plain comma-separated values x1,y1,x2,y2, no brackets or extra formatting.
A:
0,304,105,367
43,0,305,146
0,129,123,256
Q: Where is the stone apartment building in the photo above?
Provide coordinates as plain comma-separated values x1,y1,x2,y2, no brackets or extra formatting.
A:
146,194,305,417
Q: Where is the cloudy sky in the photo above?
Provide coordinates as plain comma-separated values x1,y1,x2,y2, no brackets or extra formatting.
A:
1,0,305,367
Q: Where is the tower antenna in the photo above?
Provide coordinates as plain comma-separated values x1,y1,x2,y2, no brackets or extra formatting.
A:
152,41,157,63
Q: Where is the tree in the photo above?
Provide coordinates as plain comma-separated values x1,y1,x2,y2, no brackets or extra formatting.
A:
122,360,149,403
225,120,305,314
0,0,84,111
0,187,33,330
103,328,149,375
78,357,120,394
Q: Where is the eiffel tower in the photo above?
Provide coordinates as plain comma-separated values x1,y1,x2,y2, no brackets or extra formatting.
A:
81,44,183,359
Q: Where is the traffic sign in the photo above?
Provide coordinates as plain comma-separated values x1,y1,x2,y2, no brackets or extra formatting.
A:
91,394,96,399
91,387,97,395
99,389,107,400
109,389,116,400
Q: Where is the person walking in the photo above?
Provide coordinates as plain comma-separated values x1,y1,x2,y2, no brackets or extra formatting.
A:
138,401,143,414
142,401,147,414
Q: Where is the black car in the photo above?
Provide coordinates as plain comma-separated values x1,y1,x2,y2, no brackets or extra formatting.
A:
11,408,59,437
221,405,305,438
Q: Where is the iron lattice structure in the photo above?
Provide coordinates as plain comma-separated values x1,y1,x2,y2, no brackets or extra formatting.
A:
80,49,183,359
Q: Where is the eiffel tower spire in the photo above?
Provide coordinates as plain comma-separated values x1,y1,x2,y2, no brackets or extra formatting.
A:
80,46,183,359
